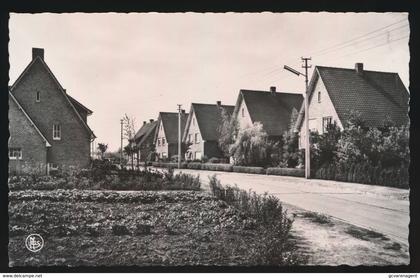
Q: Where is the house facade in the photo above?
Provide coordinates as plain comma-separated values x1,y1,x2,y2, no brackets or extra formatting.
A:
9,48,95,174
182,102,234,161
295,63,410,149
232,87,303,141
132,119,157,162
154,111,188,160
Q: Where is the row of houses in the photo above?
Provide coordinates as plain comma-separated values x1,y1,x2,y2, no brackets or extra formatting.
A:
132,62,409,163
8,47,409,174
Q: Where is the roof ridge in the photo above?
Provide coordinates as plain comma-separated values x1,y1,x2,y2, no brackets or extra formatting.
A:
240,89,300,95
317,65,398,75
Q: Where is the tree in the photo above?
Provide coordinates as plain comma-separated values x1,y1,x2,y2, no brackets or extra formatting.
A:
97,143,108,160
217,107,238,158
229,122,272,166
122,114,137,170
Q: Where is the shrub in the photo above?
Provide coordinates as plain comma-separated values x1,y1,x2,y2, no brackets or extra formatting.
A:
186,162,202,170
201,163,233,172
208,157,220,164
232,166,265,175
208,175,302,265
266,167,305,177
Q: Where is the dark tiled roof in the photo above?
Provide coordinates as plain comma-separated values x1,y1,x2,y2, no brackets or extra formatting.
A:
67,94,93,115
316,66,409,127
236,90,303,136
191,103,235,141
133,120,157,147
158,112,189,144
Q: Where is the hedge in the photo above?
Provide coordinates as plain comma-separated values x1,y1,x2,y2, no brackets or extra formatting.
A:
201,163,233,172
232,166,265,175
315,162,409,189
186,162,202,170
266,167,305,177
151,162,186,168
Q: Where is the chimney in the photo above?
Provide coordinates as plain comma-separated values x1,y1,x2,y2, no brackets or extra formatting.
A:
216,101,221,106
149,119,154,123
32,48,44,61
270,86,276,95
355,63,364,74
143,121,147,125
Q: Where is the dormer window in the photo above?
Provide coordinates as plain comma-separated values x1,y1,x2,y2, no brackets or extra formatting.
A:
36,91,40,102
53,124,61,140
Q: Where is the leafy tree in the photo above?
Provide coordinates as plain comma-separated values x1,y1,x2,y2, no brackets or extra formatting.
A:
217,107,238,158
229,122,273,167
97,143,108,160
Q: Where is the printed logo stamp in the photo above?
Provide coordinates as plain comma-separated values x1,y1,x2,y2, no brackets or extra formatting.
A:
25,234,44,252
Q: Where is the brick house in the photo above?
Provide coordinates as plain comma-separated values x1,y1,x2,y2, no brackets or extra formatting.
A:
295,63,409,149
232,87,303,141
182,102,235,161
9,48,95,174
154,111,188,160
132,119,158,162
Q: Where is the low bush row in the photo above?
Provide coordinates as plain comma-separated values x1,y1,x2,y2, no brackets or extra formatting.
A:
9,167,201,191
208,175,303,265
152,162,303,177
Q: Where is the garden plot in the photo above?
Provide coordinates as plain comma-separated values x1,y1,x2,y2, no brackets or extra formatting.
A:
9,189,302,266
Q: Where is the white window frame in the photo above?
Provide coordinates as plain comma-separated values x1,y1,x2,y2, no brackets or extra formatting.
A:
9,148,22,160
162,137,166,146
188,134,192,143
195,133,200,144
53,124,61,140
36,91,40,102
157,138,161,146
195,151,202,160
162,152,167,158
322,116,333,133
49,163,58,170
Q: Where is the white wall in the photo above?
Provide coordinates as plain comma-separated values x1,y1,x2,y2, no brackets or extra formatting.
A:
155,120,168,158
236,97,253,130
299,75,343,149
184,110,203,160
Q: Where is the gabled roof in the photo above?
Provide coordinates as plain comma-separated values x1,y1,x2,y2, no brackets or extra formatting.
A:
154,112,189,144
9,91,51,147
67,94,93,115
10,55,96,139
295,65,409,130
133,120,158,147
183,103,235,141
233,89,303,137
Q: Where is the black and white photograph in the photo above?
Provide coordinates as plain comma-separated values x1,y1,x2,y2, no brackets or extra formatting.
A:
3,10,415,272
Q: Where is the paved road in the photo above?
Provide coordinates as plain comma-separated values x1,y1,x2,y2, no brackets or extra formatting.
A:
173,168,410,246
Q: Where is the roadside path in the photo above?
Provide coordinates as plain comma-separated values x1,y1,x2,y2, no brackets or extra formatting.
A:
172,168,409,246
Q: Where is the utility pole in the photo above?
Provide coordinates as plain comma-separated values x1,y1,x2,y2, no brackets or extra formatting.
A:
120,119,124,168
302,57,312,179
177,104,182,169
283,57,312,179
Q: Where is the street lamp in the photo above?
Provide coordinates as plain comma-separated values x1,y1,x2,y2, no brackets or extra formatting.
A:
284,57,311,179
177,104,182,169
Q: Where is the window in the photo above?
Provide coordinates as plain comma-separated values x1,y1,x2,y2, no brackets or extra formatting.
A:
241,108,245,117
188,134,192,143
162,137,166,146
317,91,321,103
9,148,22,160
322,116,333,133
53,124,61,140
195,133,200,144
195,152,202,160
192,118,195,126
157,138,161,146
49,163,58,170
162,152,167,158
36,91,40,102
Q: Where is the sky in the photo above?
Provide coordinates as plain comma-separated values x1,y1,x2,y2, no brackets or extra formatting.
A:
9,12,410,151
